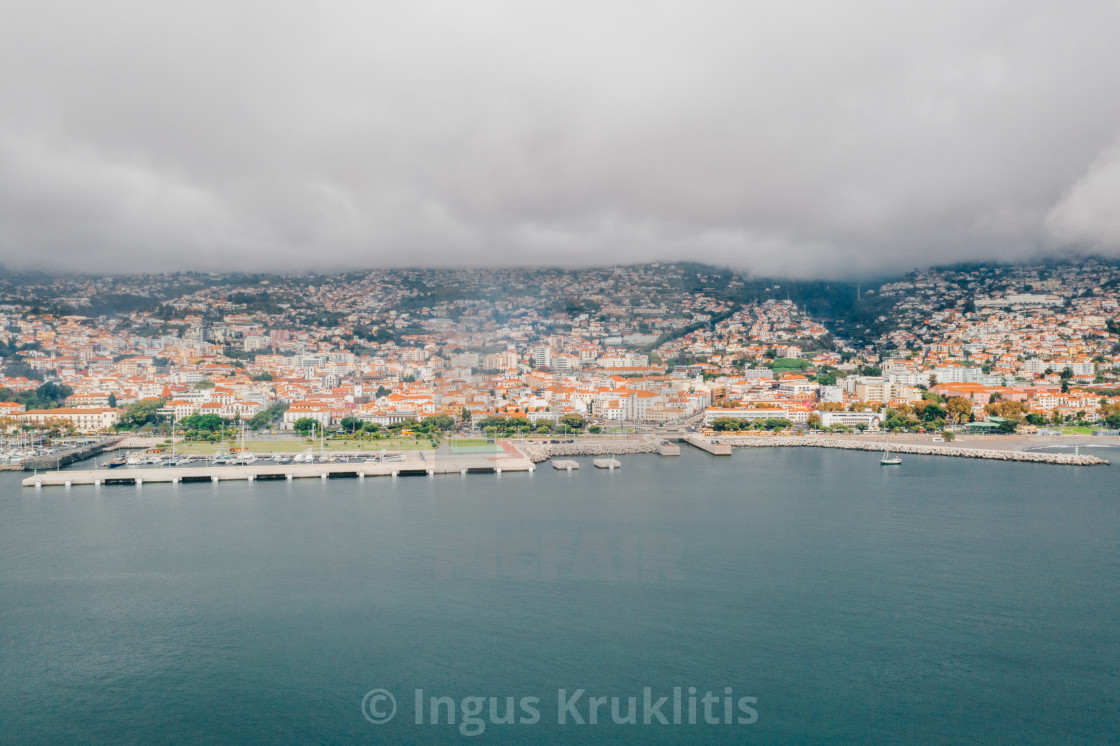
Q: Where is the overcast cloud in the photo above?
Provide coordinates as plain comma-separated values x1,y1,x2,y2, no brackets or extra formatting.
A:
1,1,1119,277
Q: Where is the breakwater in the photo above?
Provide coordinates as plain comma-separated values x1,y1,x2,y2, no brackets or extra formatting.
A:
709,435,1111,466
522,440,658,462
19,436,124,471
523,436,1110,466
23,454,536,488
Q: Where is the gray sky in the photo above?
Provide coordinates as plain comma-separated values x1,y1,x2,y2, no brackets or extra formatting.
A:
2,1,1119,278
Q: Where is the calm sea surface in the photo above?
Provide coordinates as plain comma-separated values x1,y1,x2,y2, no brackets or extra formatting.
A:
2,448,1118,744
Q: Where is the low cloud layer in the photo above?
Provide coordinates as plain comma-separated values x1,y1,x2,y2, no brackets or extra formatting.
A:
2,1,1119,277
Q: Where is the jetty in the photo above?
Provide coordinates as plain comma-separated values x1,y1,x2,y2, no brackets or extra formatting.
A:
658,442,681,456
593,458,621,469
22,454,535,488
522,439,660,462
15,435,124,471
712,435,1110,466
684,435,732,456
551,459,579,470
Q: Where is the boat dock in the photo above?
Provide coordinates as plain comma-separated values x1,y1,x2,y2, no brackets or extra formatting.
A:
684,435,732,455
593,458,621,469
23,456,535,488
551,459,580,470
658,441,681,456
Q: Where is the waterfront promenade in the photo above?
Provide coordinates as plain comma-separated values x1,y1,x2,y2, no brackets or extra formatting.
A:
23,451,535,488
521,434,1112,466
696,434,1111,465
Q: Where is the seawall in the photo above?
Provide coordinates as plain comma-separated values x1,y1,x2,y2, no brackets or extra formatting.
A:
709,435,1111,466
522,440,659,463
523,436,1110,466
19,436,125,470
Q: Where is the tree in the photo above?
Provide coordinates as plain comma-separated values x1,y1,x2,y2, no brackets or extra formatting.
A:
588,425,602,434
945,397,973,424
293,417,318,435
422,414,455,432
248,402,288,430
916,402,946,422
180,413,225,433
339,416,361,433
807,413,821,428
251,372,274,381
476,415,513,430
117,399,167,430
375,385,392,399
108,393,117,409
506,417,532,432
1,382,74,410
711,417,758,431
985,400,1028,422
559,413,586,431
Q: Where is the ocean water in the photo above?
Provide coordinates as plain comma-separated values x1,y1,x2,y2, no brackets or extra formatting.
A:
1,448,1118,744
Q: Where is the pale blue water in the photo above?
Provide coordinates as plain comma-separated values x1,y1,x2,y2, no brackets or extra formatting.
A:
2,448,1118,744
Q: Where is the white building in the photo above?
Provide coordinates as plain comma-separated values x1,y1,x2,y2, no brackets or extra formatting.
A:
819,411,882,429
18,407,122,433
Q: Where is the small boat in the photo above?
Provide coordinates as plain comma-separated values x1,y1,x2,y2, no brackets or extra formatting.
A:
107,456,127,468
880,447,902,465
274,455,292,464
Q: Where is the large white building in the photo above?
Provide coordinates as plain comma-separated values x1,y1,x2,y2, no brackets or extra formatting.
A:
819,411,882,430
704,407,791,425
974,294,1062,308
18,407,122,433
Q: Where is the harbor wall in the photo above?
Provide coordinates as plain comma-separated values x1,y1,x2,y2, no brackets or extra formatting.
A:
20,435,125,471
712,435,1110,466
522,436,1110,466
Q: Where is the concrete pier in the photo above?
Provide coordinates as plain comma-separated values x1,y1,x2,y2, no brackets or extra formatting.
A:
22,455,535,488
713,435,1110,466
552,459,579,470
593,458,621,469
658,442,681,456
684,435,732,455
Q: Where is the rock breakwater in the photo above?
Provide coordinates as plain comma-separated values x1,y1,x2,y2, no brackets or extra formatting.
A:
711,436,1110,466
523,440,659,463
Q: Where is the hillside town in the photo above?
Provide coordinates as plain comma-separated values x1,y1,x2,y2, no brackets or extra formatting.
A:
2,260,1120,445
